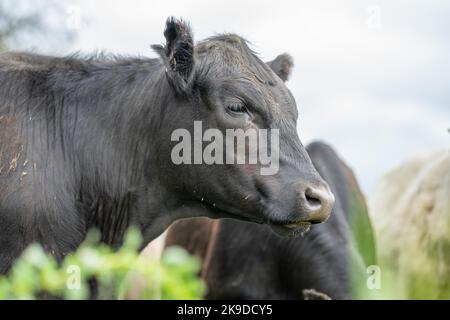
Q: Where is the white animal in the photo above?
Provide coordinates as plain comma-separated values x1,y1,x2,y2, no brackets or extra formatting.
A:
369,150,450,299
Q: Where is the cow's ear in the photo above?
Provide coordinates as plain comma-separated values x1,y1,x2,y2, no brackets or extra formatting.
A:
267,53,294,82
152,17,195,95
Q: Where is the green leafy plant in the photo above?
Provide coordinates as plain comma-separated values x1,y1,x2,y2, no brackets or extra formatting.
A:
0,228,205,300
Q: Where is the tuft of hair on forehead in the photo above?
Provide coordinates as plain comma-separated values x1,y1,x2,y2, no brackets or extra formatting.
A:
195,34,277,86
197,33,253,53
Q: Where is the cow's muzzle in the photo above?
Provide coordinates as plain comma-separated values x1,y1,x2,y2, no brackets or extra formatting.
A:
267,182,335,237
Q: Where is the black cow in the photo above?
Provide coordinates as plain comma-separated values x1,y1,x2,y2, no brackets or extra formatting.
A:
0,18,334,274
166,142,377,299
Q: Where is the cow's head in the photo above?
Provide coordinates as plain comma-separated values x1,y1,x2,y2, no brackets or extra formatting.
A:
153,18,334,236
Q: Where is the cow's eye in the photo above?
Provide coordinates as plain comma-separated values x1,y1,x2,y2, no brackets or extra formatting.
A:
226,103,248,114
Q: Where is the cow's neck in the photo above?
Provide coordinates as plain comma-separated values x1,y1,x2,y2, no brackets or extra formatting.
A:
76,62,171,246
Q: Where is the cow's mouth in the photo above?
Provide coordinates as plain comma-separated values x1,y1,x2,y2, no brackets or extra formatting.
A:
197,199,265,224
268,220,312,238
196,198,312,237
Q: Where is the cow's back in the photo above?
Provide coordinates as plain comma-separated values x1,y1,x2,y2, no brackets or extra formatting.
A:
307,142,376,269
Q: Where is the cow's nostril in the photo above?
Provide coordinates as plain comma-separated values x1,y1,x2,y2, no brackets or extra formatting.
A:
303,185,335,224
305,191,322,209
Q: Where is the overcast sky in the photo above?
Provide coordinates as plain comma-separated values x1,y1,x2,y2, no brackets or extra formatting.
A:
12,0,450,194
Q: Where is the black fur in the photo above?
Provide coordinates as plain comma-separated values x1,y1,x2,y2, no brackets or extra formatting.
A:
0,17,328,274
166,142,377,299
152,17,195,95
267,53,293,82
